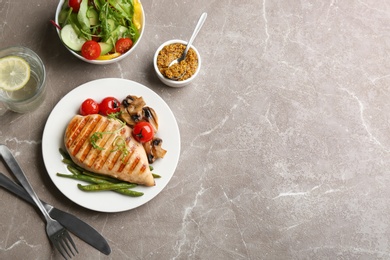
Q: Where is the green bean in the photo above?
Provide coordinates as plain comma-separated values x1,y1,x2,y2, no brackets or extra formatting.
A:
62,158,74,165
114,189,144,197
57,173,112,184
149,165,154,171
70,163,85,173
62,159,86,174
59,148,71,159
81,170,122,183
152,173,161,178
77,183,137,191
67,165,82,175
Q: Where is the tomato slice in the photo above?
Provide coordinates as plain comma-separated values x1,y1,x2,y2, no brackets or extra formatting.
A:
80,98,99,116
81,40,101,60
99,97,121,116
115,38,133,54
133,122,154,143
68,0,81,12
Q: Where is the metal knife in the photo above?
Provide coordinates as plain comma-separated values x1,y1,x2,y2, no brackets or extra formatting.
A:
0,145,111,255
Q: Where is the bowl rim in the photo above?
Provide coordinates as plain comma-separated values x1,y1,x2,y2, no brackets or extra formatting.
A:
153,39,202,86
54,0,145,65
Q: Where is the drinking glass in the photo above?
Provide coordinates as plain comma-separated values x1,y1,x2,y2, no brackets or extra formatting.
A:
0,46,46,114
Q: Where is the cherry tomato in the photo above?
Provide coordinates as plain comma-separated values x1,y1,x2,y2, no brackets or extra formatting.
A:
99,97,121,116
81,40,101,60
68,0,81,12
133,122,154,143
80,98,99,116
115,38,133,54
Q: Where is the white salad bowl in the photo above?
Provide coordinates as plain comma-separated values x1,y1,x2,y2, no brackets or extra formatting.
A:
153,39,202,88
54,0,145,65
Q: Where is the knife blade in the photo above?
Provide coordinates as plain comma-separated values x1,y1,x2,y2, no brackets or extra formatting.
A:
0,145,111,255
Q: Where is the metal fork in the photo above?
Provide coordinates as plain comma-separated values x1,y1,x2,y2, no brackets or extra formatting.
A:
0,145,78,259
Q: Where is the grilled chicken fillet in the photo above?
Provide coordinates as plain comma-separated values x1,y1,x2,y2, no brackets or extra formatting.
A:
64,114,155,186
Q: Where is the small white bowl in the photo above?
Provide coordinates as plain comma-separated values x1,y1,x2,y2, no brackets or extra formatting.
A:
154,39,201,88
54,0,145,65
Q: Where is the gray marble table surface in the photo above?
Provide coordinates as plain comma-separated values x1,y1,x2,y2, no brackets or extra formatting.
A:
1,0,390,259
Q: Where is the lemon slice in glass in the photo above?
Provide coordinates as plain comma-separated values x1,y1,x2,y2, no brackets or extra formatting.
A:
0,56,31,91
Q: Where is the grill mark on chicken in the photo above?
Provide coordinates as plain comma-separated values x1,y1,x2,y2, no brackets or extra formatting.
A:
109,132,129,171
93,132,118,171
78,116,104,163
139,164,147,174
109,150,122,171
66,116,87,150
130,157,140,171
83,118,110,168
117,143,135,172
70,116,99,156
85,118,123,171
117,152,130,172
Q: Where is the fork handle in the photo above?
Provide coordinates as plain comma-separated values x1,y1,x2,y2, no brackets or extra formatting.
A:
0,145,53,222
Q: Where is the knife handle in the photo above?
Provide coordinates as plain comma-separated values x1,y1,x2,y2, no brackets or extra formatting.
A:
0,172,35,206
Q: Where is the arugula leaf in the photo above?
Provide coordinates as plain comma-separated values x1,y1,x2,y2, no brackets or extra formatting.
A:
89,117,126,150
90,132,104,150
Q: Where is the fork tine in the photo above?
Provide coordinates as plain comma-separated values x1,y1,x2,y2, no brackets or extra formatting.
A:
52,237,68,260
58,233,73,258
63,230,79,255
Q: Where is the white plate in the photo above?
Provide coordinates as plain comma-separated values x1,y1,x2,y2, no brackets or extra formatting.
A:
42,78,180,212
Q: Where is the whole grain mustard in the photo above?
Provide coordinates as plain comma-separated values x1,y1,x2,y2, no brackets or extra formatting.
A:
157,43,198,81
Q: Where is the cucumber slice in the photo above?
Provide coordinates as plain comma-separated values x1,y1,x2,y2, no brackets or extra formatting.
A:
118,25,128,37
98,42,113,55
60,24,86,51
87,8,99,26
105,25,128,46
107,19,116,31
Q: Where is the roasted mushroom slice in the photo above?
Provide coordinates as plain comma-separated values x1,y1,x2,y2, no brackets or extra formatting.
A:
120,95,146,127
143,138,167,164
142,106,159,132
123,95,146,112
